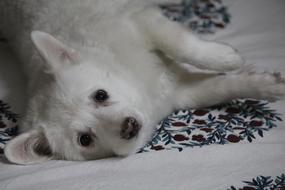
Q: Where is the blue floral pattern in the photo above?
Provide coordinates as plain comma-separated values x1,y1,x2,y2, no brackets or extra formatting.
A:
139,99,282,153
228,174,285,190
0,100,19,154
161,0,231,33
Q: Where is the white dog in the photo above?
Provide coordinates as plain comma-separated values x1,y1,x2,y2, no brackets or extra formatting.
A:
1,0,284,164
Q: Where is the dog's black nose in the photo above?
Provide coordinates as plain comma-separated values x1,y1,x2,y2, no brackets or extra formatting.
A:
120,117,141,140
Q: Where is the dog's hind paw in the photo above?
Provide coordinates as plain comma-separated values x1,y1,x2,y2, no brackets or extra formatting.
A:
255,71,285,102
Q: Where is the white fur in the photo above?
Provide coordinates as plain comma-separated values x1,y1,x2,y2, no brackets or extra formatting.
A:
0,0,284,164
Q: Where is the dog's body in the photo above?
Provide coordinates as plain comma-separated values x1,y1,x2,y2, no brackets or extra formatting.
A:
1,0,284,164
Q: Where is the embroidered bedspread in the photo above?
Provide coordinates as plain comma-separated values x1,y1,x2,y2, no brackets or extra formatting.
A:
0,0,285,189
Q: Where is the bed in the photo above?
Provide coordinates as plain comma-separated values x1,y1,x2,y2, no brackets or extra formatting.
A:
0,0,285,189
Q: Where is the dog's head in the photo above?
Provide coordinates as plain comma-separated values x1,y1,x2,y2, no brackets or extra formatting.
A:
5,31,153,164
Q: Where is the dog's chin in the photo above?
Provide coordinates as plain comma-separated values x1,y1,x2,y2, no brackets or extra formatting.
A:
112,132,146,157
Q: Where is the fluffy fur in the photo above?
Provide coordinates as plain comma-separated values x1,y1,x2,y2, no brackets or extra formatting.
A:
0,0,284,164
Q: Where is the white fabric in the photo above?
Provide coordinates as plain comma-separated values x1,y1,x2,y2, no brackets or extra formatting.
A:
0,144,284,190
0,0,285,189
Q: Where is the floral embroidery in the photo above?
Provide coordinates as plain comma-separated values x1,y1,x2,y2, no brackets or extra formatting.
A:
228,174,285,190
139,99,282,153
160,0,231,33
0,100,19,153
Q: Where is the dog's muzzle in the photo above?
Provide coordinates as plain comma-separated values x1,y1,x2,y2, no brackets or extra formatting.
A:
120,117,141,140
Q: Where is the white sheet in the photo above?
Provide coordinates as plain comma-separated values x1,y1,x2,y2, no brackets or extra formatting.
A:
0,0,285,189
0,144,284,190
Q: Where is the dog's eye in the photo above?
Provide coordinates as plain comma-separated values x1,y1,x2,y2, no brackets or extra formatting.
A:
79,133,93,147
93,89,109,103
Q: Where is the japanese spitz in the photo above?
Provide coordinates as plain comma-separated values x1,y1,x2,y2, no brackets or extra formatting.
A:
1,0,284,164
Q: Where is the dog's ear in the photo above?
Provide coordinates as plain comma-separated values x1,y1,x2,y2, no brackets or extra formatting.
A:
31,31,79,74
4,129,52,165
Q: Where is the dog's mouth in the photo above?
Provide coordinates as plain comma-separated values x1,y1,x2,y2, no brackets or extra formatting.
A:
120,117,142,140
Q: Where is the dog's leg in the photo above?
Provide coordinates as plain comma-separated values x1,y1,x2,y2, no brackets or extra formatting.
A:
135,7,244,71
174,71,285,109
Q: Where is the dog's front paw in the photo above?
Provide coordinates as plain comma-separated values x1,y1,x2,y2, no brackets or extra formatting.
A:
219,46,244,70
199,42,244,71
120,117,141,140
